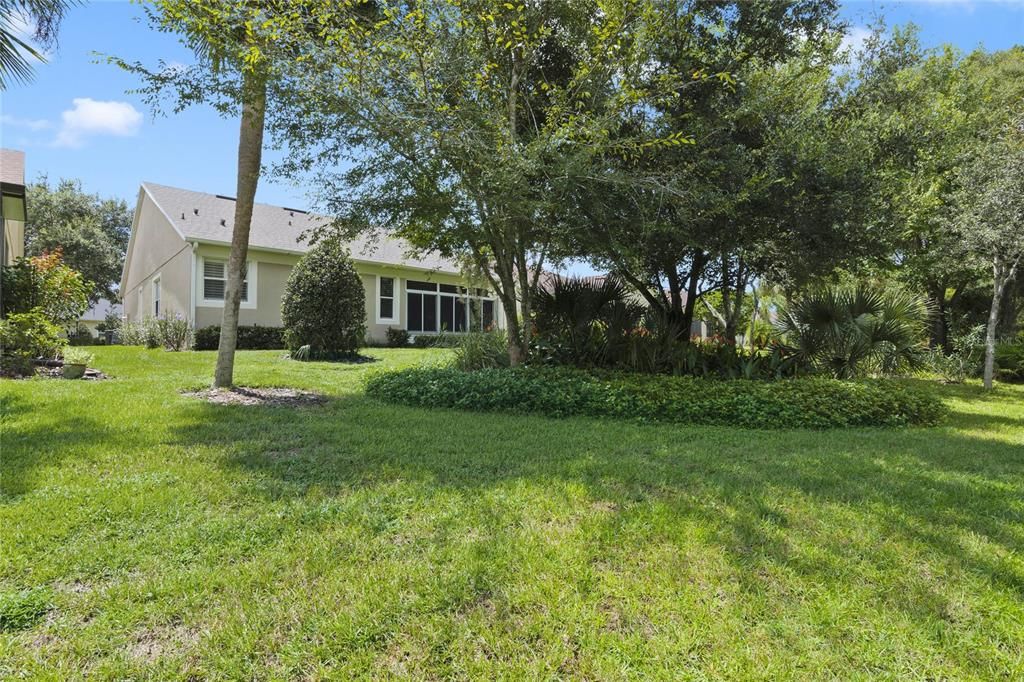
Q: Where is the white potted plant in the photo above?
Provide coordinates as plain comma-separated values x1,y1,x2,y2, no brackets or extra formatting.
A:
61,346,93,379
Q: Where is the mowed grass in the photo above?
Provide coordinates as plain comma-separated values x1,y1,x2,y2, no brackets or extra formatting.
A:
1,347,1022,680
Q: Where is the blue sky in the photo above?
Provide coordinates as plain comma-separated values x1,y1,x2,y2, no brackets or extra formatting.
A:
2,0,1022,213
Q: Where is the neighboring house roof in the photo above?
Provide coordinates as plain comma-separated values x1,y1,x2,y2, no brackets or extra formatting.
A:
1,148,26,189
141,182,461,274
538,270,690,305
81,299,123,322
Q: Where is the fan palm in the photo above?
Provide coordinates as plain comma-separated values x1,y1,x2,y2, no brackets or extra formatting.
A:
0,0,75,89
776,284,931,379
533,276,645,367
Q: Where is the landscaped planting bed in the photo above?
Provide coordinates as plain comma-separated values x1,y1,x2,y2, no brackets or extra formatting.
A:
365,366,947,428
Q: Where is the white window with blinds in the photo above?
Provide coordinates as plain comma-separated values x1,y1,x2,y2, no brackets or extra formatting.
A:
199,257,255,307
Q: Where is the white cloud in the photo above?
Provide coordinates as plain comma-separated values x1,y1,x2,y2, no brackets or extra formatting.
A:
161,61,188,75
54,98,143,148
1,114,52,131
8,10,51,62
841,26,873,56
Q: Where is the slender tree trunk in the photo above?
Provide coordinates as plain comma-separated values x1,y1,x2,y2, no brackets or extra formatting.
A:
748,287,759,352
504,299,525,366
984,257,1019,390
213,73,267,388
681,250,705,341
928,287,949,353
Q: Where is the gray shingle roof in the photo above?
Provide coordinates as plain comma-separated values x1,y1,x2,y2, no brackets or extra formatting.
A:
82,298,123,322
143,182,461,274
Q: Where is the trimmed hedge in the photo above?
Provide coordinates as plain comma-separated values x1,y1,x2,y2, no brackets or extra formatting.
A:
194,325,285,351
365,367,946,429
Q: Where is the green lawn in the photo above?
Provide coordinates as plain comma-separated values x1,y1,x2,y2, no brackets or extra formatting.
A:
2,347,1022,680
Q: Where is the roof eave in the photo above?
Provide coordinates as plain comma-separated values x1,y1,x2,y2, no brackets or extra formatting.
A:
189,237,463,276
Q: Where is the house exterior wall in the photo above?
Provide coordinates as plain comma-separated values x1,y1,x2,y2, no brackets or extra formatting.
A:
122,192,502,344
123,193,192,322
3,218,24,265
189,244,498,343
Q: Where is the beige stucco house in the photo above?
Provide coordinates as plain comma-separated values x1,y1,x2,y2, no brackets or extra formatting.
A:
1,148,27,266
120,183,502,343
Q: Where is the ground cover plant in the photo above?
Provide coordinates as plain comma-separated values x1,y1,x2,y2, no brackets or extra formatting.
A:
366,366,945,429
2,346,1022,679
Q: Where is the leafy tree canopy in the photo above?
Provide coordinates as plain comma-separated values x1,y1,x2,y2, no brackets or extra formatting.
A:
24,177,132,303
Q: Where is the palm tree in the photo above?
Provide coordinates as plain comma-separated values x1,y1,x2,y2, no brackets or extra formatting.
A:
0,0,75,89
775,284,931,379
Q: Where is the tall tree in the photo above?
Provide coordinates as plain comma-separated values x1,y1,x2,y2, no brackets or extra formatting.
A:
844,34,1024,350
0,0,75,88
954,131,1024,389
562,0,859,337
271,0,682,364
24,177,132,303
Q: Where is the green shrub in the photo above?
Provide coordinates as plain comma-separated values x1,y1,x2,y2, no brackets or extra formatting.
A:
530,277,803,380
0,252,89,328
532,275,645,367
453,330,510,371
995,343,1024,383
411,333,461,348
924,326,985,384
385,327,410,348
194,324,285,351
365,367,946,429
116,318,146,346
0,310,63,375
153,313,192,351
140,316,162,349
775,284,931,379
281,238,365,358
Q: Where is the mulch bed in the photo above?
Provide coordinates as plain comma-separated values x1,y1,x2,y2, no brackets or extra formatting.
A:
183,387,327,407
35,366,109,380
1,363,109,380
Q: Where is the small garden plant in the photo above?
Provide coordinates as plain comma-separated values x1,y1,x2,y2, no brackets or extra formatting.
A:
61,346,94,366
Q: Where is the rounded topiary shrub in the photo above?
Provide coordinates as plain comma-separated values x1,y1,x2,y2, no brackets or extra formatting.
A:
281,239,366,358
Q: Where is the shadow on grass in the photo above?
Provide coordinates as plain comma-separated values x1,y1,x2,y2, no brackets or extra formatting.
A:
165,389,1024,610
1,409,113,499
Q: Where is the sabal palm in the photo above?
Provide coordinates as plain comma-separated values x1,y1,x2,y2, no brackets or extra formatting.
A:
776,285,931,379
533,276,644,366
0,0,74,89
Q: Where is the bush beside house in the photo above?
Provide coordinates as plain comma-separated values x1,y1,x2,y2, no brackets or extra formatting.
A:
0,253,89,375
194,324,285,351
281,238,365,359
